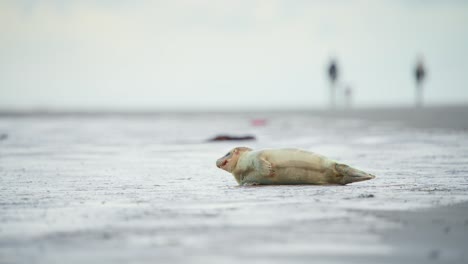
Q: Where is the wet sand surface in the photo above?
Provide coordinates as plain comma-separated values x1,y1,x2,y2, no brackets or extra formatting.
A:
1,107,468,264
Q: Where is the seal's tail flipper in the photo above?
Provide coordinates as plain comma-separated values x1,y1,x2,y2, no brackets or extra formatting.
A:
335,164,376,185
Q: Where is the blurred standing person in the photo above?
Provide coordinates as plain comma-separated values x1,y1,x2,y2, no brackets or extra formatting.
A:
327,59,339,109
414,57,426,107
344,85,352,109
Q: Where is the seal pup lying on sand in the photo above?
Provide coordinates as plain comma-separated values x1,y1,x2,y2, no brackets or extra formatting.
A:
216,147,376,185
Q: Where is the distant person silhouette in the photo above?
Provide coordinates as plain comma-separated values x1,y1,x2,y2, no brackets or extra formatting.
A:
414,58,426,107
344,85,352,109
328,59,339,109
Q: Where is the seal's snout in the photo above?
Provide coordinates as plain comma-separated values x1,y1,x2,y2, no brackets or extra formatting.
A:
216,159,228,168
216,159,224,168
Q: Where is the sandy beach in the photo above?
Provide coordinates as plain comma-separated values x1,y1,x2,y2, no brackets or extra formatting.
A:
1,106,468,264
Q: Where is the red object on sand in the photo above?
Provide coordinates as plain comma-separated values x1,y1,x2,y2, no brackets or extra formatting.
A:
251,119,267,126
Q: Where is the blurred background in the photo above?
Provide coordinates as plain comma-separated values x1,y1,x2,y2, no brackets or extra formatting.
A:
2,2,468,263
0,0,467,111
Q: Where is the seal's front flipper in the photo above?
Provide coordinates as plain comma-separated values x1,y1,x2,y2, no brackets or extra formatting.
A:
258,158,275,177
336,164,376,185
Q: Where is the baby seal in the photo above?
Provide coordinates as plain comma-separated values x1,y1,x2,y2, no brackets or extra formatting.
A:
216,147,376,185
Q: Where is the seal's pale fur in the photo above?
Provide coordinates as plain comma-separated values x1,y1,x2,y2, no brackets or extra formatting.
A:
216,147,375,185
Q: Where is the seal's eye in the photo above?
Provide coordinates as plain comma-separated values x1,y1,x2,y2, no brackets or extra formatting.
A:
224,152,230,157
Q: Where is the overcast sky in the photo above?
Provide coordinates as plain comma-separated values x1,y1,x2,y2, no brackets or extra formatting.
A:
1,0,467,111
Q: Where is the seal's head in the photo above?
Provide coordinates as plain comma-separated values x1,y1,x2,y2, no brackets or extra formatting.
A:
216,147,252,173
